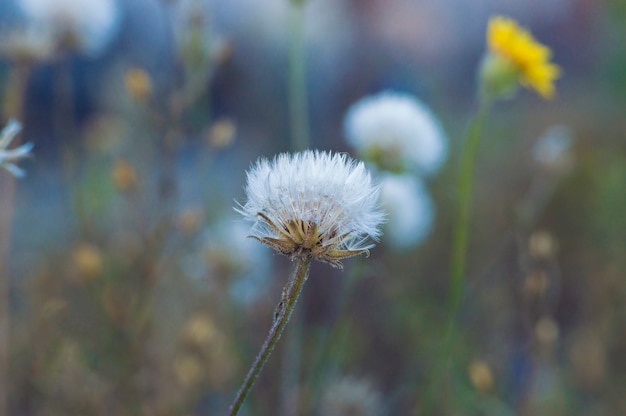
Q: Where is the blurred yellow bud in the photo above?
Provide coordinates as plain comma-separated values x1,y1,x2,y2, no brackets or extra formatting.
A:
72,242,103,281
174,355,203,387
207,118,236,149
535,316,559,346
183,314,218,348
124,67,152,103
529,231,558,259
177,208,204,236
111,159,138,192
468,360,494,393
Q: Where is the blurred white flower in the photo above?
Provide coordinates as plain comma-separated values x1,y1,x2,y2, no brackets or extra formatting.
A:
344,91,448,176
184,218,271,306
223,221,272,305
319,375,384,416
379,173,434,249
237,150,384,269
18,0,120,56
171,0,227,67
532,125,574,175
0,119,33,177
0,25,56,63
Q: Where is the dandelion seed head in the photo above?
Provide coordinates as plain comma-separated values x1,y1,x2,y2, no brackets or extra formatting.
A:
344,91,447,176
237,150,384,268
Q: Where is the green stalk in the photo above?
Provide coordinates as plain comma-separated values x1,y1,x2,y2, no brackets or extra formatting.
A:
448,102,490,318
0,64,30,416
420,102,491,414
288,0,310,151
228,256,312,416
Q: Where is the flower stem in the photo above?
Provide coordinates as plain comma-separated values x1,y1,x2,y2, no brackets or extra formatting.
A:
228,256,312,416
0,64,30,416
448,102,490,318
288,0,310,151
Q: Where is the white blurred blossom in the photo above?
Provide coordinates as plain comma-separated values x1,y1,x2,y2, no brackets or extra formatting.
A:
379,173,434,249
171,0,227,67
0,119,33,178
319,375,384,416
0,25,56,63
532,125,574,175
237,150,384,269
181,216,272,306
18,0,120,56
344,91,448,176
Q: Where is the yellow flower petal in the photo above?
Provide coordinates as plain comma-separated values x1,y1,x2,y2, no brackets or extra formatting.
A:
487,16,561,99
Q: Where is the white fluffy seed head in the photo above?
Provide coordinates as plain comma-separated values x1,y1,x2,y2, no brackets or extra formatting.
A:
344,91,447,176
237,150,384,267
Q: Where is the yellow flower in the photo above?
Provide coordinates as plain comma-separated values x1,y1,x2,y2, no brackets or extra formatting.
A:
485,16,560,99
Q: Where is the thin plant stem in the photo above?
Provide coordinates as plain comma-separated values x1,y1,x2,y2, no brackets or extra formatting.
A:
228,256,312,416
0,63,30,416
288,0,310,151
278,5,310,412
447,102,490,319
421,101,491,413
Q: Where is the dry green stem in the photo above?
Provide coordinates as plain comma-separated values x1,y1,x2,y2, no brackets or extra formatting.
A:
228,256,312,416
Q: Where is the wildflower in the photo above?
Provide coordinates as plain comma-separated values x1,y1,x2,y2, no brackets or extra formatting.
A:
319,376,384,416
379,173,434,249
237,150,383,269
18,0,120,56
481,16,560,99
0,119,33,177
344,91,447,175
